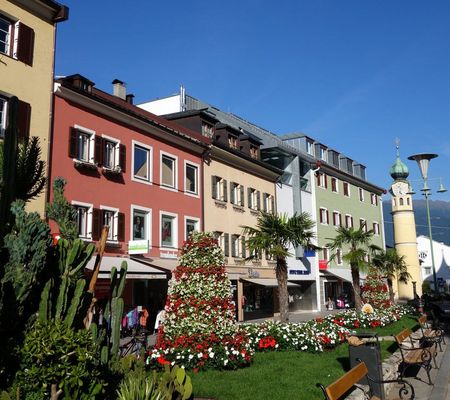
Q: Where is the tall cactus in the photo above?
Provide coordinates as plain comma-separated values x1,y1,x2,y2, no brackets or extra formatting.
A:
91,261,127,365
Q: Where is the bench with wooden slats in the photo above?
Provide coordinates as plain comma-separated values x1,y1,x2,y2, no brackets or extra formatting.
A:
316,362,415,400
417,315,445,351
394,328,436,385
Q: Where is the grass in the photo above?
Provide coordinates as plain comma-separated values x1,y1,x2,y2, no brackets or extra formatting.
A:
355,315,419,336
191,316,416,400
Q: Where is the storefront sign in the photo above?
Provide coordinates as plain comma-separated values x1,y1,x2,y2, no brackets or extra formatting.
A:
247,268,260,278
128,240,149,255
319,260,328,270
160,251,177,259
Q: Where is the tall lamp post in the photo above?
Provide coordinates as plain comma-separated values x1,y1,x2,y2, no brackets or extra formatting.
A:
407,153,447,294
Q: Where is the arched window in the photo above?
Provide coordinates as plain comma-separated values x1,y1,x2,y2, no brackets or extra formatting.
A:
407,198,410,205
399,198,404,206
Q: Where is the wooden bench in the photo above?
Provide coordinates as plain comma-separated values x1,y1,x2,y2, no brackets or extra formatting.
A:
417,315,445,351
316,361,415,400
394,328,437,385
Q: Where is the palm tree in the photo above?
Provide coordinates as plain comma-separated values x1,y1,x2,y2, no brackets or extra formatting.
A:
242,212,316,323
326,226,380,310
372,248,411,303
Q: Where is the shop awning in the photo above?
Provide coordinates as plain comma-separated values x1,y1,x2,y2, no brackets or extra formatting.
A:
130,256,178,273
242,278,300,287
321,268,366,283
86,256,166,279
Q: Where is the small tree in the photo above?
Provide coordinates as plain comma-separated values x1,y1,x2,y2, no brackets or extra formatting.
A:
372,248,410,303
326,226,380,311
361,266,391,309
242,212,316,323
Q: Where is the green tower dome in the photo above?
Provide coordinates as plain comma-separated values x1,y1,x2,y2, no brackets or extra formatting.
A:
390,146,409,180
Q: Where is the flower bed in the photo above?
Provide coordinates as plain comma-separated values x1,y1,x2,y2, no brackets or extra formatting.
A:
148,304,415,371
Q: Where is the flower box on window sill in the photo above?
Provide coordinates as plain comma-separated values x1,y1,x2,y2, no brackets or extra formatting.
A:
102,166,122,175
74,159,98,171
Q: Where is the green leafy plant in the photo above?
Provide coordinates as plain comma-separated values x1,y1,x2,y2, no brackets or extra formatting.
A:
14,319,106,400
117,370,164,400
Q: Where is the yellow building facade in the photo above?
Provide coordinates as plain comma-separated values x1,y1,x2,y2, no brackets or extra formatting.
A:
389,150,422,299
0,0,68,214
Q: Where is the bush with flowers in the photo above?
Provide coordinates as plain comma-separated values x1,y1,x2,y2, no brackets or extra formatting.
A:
361,267,392,309
147,232,253,371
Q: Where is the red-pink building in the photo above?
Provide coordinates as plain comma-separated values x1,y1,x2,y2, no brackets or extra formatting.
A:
49,75,209,316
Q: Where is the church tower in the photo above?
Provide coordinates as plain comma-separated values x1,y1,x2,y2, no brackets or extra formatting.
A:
389,144,422,299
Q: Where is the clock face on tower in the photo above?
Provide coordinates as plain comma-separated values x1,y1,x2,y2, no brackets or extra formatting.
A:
391,181,409,197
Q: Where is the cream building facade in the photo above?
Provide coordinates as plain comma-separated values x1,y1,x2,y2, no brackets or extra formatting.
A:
389,148,422,299
0,0,68,214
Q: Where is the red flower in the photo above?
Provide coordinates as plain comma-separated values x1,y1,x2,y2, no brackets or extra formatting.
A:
353,320,360,328
157,355,170,365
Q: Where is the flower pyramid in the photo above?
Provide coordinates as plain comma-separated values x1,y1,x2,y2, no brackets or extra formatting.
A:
361,267,392,309
151,232,252,370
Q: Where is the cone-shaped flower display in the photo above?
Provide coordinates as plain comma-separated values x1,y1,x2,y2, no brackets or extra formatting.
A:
361,267,392,309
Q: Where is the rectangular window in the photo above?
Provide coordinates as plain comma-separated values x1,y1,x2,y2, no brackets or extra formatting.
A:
336,248,343,265
345,214,353,228
331,177,338,193
306,140,314,155
185,217,199,240
250,146,259,159
161,153,177,189
211,176,227,202
201,122,214,138
228,135,239,149
103,139,117,169
0,15,12,56
248,188,260,210
231,234,246,258
0,96,7,137
333,211,341,227
359,188,364,202
373,222,380,236
102,209,116,241
371,193,378,206
161,213,177,249
320,146,327,161
319,208,329,225
316,173,327,189
214,231,229,257
263,193,275,213
72,201,93,240
70,128,94,163
323,247,329,261
133,209,148,240
133,142,152,183
185,162,198,195
360,218,367,232
343,182,350,197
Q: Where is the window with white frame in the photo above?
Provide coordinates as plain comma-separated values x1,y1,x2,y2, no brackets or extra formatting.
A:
360,218,367,232
323,247,329,261
201,122,214,138
185,217,199,240
262,193,275,213
319,146,327,161
0,96,7,137
343,182,350,197
230,182,244,206
231,234,246,258
345,214,353,228
359,188,364,202
319,207,329,225
331,177,338,193
0,15,11,56
228,135,239,150
306,140,314,155
211,176,227,202
72,202,93,240
317,172,327,189
336,248,343,265
70,126,95,163
0,15,35,65
161,153,177,189
185,162,198,195
161,213,177,249
214,231,229,257
373,222,380,236
133,142,152,183
101,207,118,241
102,137,120,170
333,211,341,227
132,208,150,241
371,193,378,206
248,188,260,210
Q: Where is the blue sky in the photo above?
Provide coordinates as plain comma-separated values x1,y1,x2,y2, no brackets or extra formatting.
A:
56,0,450,201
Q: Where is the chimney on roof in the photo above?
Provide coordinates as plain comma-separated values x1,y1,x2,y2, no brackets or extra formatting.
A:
112,79,126,100
126,94,134,104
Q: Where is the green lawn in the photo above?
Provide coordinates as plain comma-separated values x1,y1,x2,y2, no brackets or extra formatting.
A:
191,317,417,400
355,315,419,336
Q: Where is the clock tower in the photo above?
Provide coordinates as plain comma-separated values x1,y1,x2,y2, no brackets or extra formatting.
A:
389,145,422,299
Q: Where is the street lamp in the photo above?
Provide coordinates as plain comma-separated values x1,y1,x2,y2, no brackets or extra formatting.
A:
407,153,447,294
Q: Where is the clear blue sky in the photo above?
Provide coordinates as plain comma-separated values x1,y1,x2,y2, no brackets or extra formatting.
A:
55,0,450,201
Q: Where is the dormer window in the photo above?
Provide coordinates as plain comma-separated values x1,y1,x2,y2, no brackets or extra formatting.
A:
228,135,239,150
201,122,214,138
250,145,259,159
306,140,314,155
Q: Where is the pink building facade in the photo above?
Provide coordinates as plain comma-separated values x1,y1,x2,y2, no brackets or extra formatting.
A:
49,75,209,317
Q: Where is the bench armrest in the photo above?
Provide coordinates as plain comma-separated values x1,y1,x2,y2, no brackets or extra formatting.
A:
366,376,415,399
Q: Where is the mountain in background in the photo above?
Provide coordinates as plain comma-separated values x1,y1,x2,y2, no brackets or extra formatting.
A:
383,200,450,247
